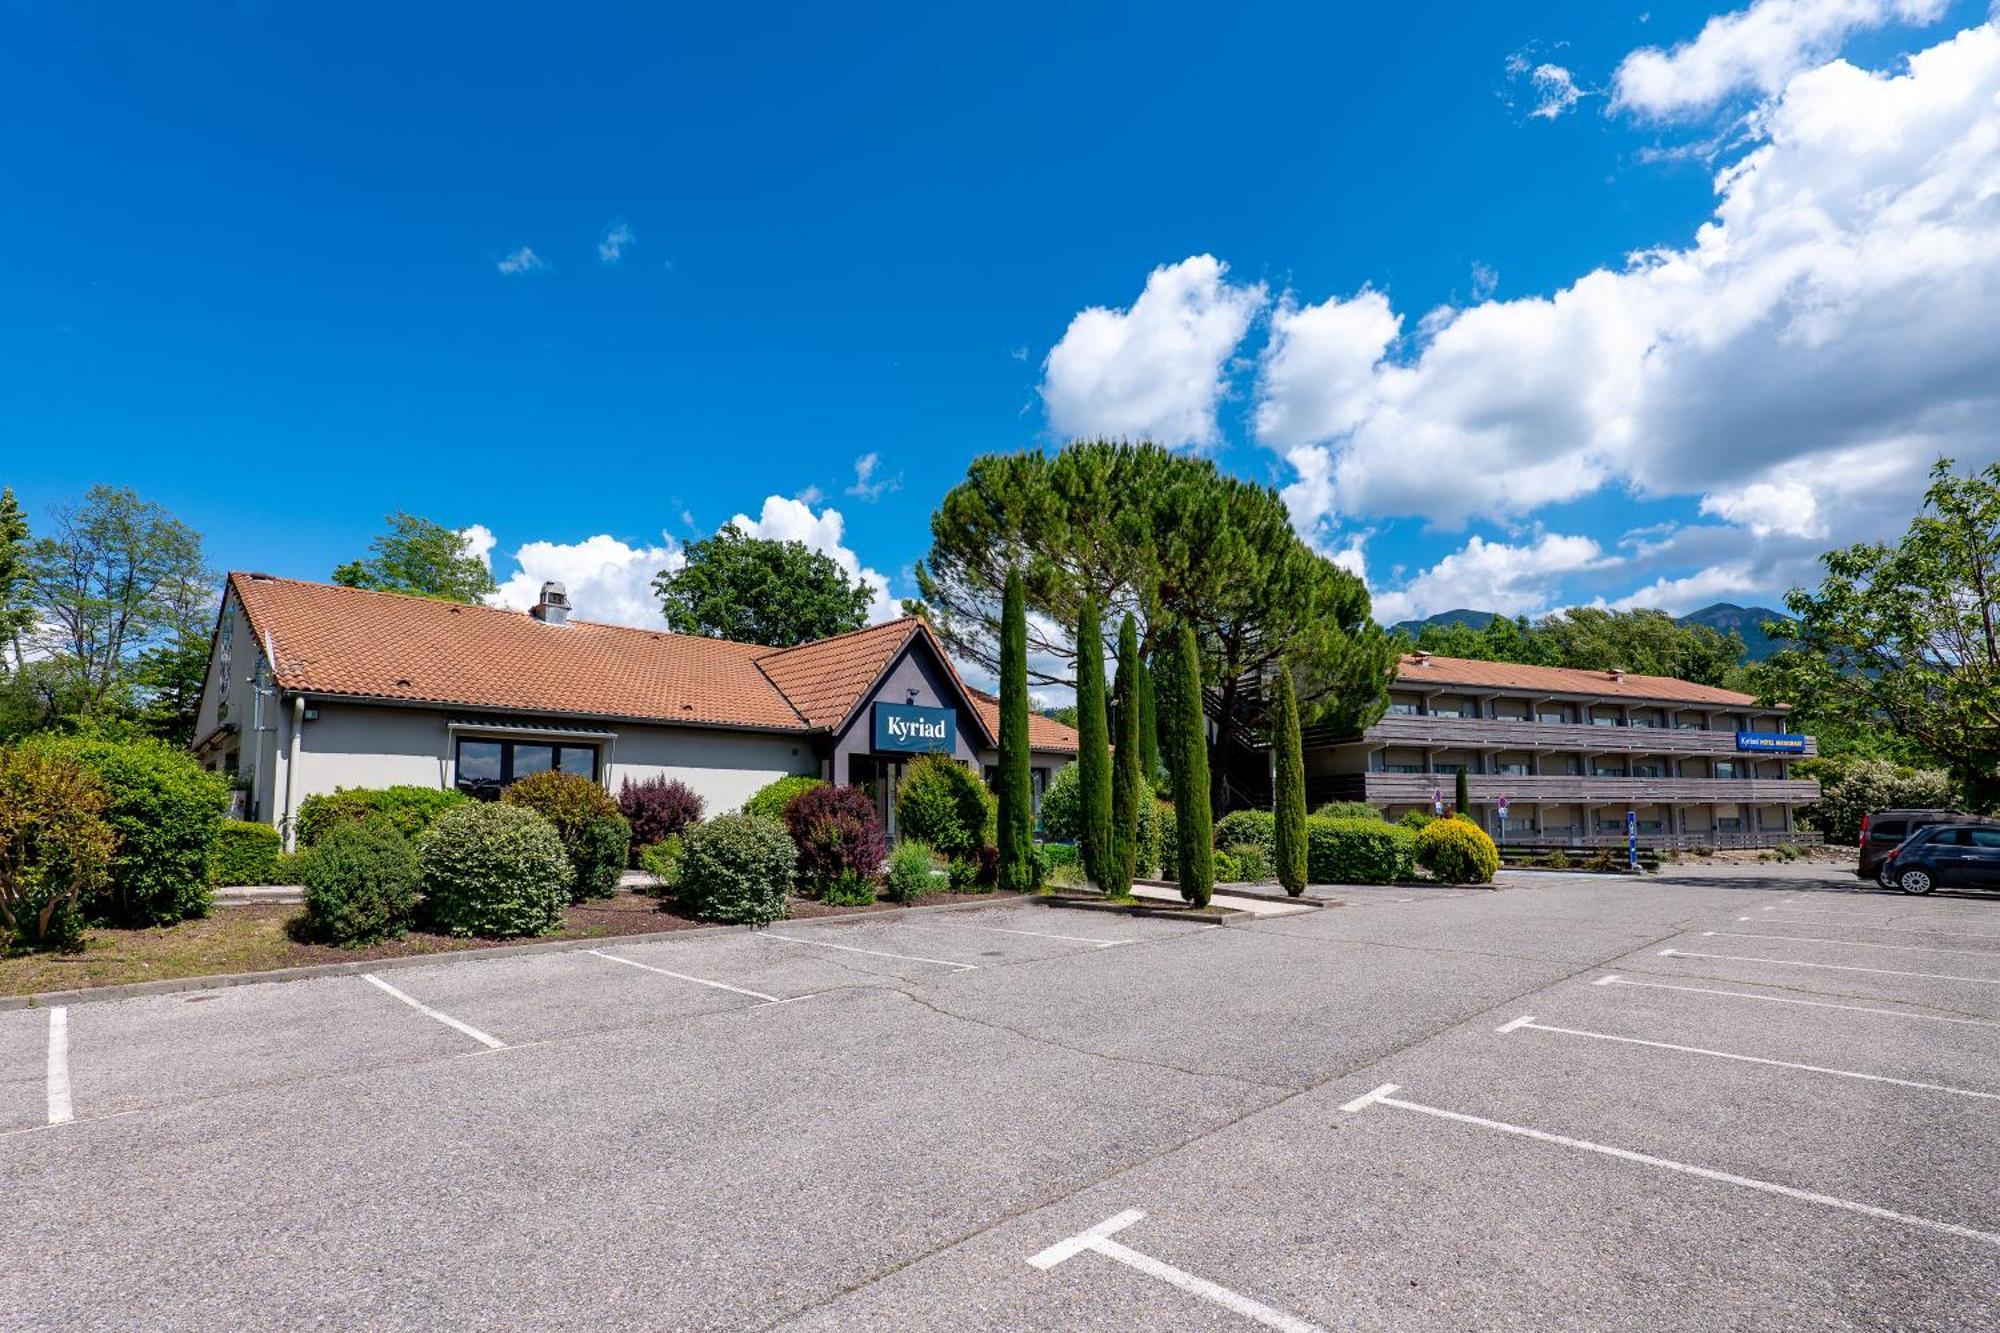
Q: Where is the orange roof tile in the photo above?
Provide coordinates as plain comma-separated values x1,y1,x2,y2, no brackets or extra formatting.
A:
753,619,922,730
964,689,1081,755
1394,652,1772,708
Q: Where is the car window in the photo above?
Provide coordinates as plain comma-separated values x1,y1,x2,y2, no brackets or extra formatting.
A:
1872,820,1907,841
1970,829,2000,849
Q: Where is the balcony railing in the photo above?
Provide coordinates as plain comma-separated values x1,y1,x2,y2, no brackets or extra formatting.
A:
1358,713,1815,759
1359,772,1821,805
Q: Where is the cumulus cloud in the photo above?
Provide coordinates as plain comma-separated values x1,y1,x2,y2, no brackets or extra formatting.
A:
728,495,900,623
496,246,546,275
1503,45,1591,120
484,531,682,628
1040,255,1267,449
844,451,900,501
1612,0,1949,118
1370,532,1617,626
1262,18,2000,567
598,221,634,264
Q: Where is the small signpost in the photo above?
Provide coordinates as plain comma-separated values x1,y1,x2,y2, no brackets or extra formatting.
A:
1626,808,1638,871
1433,785,1444,817
1497,795,1509,853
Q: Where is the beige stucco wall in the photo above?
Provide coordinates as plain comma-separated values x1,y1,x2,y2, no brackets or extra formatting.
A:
609,725,819,815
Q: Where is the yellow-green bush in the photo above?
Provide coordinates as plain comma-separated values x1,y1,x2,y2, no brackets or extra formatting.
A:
1415,816,1500,884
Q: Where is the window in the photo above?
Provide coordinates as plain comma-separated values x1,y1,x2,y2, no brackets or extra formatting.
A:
1969,828,2000,849
1387,700,1419,716
1592,763,1627,778
454,737,598,799
1538,709,1572,725
1590,715,1620,727
1430,705,1463,719
1495,761,1530,777
1631,761,1663,778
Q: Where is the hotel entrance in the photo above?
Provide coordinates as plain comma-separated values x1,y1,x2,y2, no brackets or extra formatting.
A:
849,754,904,839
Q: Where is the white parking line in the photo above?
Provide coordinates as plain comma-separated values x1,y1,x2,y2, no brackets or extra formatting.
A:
759,931,977,971
1659,947,2000,987
893,920,1130,948
1339,1083,2000,1248
1703,930,2000,959
46,1007,72,1126
585,949,788,1002
1496,1015,2000,1102
1029,1209,1326,1333
361,973,506,1049
1594,975,2000,1029
1757,913,2000,940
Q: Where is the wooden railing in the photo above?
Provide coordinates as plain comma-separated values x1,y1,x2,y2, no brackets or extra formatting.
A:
1361,773,1821,805
1357,714,1815,758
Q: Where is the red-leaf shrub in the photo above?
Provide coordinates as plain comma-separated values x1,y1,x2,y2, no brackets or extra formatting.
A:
619,776,706,854
780,783,886,896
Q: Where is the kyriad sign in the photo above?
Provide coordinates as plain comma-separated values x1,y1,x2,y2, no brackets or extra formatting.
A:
872,702,956,755
1735,731,1806,754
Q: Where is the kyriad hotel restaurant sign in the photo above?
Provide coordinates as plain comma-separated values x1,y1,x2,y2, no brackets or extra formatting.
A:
872,702,955,755
1736,730,1807,754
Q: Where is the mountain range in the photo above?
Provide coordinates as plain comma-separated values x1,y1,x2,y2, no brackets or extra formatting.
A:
1388,603,1794,662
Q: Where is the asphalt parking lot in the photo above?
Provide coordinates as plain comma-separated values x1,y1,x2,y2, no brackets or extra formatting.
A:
4,863,1996,1330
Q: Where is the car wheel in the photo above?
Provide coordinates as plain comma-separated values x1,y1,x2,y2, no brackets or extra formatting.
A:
1897,868,1935,895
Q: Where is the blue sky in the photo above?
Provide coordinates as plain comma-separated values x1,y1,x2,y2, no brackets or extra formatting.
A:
6,0,1998,632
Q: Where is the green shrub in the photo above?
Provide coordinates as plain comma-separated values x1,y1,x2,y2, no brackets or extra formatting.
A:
1416,817,1500,884
1039,764,1082,842
0,743,117,953
1213,849,1240,883
884,839,941,903
819,869,877,906
1039,841,1079,869
742,774,824,822
1223,841,1271,882
1134,796,1161,879
1306,817,1418,884
211,820,283,887
1154,800,1178,881
945,855,986,891
638,836,683,891
895,754,995,859
1544,848,1572,870
1214,809,1276,856
1314,801,1382,821
679,813,795,924
296,785,469,848
1775,841,1803,862
501,771,630,901
303,819,422,945
1398,809,1436,831
271,850,310,884
27,735,226,926
419,803,573,938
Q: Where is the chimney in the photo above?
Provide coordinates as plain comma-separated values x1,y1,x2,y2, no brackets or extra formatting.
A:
1608,667,1624,682
1411,651,1431,667
531,581,571,626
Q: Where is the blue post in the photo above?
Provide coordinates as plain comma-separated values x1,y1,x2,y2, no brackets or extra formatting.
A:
1626,809,1638,871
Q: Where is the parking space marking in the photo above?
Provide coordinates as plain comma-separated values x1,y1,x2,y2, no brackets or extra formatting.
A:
1659,947,2000,987
1703,930,2000,959
1496,1015,2000,1102
1339,1084,2000,1249
893,920,1131,948
584,949,786,1002
46,1007,72,1126
1756,913,2000,940
759,931,978,971
361,974,506,1049
1593,975,2000,1029
1028,1208,1326,1333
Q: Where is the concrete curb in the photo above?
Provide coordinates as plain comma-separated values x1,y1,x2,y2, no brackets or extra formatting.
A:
0,895,1029,1013
1040,897,1231,924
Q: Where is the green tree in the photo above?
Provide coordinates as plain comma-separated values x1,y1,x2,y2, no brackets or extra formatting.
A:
1406,607,1744,686
1074,596,1112,888
1271,668,1307,896
333,512,497,604
1170,622,1214,906
1454,767,1470,820
1108,613,1142,896
1757,459,2000,809
1796,755,1955,845
29,486,212,720
654,522,873,647
0,488,33,671
994,567,1038,892
1134,653,1158,785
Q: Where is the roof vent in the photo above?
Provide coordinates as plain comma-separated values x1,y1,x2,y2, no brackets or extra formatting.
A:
1608,668,1625,682
1411,651,1431,667
532,581,571,626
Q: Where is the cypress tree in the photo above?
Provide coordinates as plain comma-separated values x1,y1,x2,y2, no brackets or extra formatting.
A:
1109,613,1142,895
1074,596,1113,888
1150,641,1178,786
995,567,1039,892
1134,652,1158,788
1455,766,1471,821
1172,621,1214,906
1272,668,1307,896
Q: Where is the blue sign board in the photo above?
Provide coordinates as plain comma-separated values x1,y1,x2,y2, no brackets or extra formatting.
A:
1736,731,1806,754
1626,809,1638,869
872,702,955,754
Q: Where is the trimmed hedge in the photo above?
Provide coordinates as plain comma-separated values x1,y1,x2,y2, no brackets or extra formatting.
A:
0,742,116,952
678,813,795,925
1213,809,1276,856
296,785,469,848
895,754,994,860
743,774,824,822
212,820,283,887
1398,809,1435,831
419,803,574,938
27,734,226,926
618,775,705,856
501,771,630,901
1220,841,1270,883
303,819,422,945
1154,800,1178,881
1305,817,1418,885
781,783,885,897
1416,816,1500,884
1313,801,1382,821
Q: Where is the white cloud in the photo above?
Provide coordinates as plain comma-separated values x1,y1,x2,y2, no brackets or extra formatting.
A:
1040,255,1266,449
729,495,900,623
1612,0,1949,118
496,246,546,275
844,451,900,501
1504,46,1591,120
1529,63,1586,118
458,523,498,568
1263,20,2000,537
1254,290,1399,453
1604,563,1763,614
1371,532,1616,626
598,221,634,264
486,532,682,628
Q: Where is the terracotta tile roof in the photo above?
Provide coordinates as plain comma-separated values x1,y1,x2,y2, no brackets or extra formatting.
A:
964,689,1081,755
1394,652,1771,708
752,619,923,730
232,574,807,731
